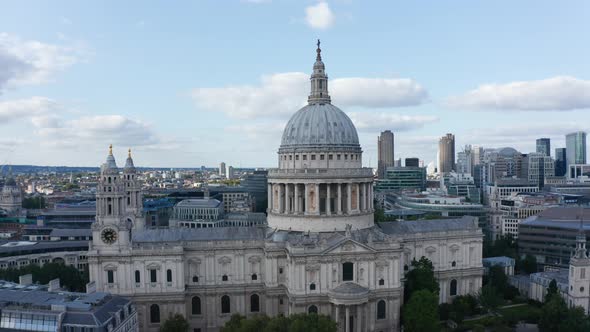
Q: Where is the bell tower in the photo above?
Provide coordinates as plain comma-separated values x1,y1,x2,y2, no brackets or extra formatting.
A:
91,145,133,252
567,208,590,313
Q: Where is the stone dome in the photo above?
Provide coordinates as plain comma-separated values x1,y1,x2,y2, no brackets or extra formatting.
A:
280,103,360,150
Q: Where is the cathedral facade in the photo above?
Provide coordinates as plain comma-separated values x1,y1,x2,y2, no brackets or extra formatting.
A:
88,44,483,332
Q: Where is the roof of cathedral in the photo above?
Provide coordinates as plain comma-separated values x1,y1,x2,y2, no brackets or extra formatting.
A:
378,216,479,235
124,148,135,171
279,41,360,151
330,282,370,295
132,226,265,242
102,144,118,172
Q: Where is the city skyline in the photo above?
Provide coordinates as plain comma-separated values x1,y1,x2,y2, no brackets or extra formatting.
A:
1,1,590,167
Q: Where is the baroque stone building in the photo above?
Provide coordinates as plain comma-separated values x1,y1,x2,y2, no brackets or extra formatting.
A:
0,175,22,216
88,43,483,332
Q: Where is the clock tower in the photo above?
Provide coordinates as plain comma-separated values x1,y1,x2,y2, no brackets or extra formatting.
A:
91,145,143,253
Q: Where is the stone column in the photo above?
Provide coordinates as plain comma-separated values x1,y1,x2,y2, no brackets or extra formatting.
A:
337,184,342,215
361,183,366,211
346,183,352,214
365,305,370,332
335,305,340,328
303,184,308,214
355,183,360,212
345,306,350,332
356,305,362,332
315,183,320,215
284,183,290,214
294,184,300,214
268,183,272,212
278,184,284,213
326,184,331,215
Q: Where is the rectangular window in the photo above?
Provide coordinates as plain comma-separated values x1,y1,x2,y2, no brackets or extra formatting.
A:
337,154,341,160
582,268,586,279
320,155,325,160
296,155,299,160
289,155,292,160
107,270,114,284
311,155,316,160
329,154,333,160
303,155,307,161
167,269,173,283
345,155,348,160
150,269,157,283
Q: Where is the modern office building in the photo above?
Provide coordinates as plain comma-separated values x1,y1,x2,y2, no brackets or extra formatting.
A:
88,44,483,331
377,130,395,179
438,133,455,174
518,207,590,268
496,193,560,239
227,166,235,179
168,198,224,228
456,146,473,175
219,162,227,177
566,131,587,166
241,170,268,212
536,138,551,157
375,167,427,192
522,152,555,188
0,278,137,332
404,158,419,167
555,148,567,176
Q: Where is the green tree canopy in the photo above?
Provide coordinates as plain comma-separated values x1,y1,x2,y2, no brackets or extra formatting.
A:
538,295,568,332
520,254,538,274
478,284,503,313
403,289,440,332
546,279,559,303
404,257,439,302
160,314,189,332
559,306,590,332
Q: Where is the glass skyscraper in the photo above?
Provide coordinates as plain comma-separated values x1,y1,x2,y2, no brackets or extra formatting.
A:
565,131,587,166
536,138,550,156
555,148,567,176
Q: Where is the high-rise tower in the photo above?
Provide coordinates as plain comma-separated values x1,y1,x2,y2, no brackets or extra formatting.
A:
438,133,456,174
536,138,551,157
566,132,587,166
377,130,395,178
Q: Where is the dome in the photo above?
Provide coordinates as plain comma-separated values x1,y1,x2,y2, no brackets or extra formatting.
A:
497,147,519,157
280,103,360,150
278,40,360,152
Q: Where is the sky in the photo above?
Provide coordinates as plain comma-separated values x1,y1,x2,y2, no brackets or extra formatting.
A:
0,0,589,168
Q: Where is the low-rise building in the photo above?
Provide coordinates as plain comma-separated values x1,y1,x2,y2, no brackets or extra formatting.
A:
0,278,137,331
483,256,515,276
375,167,426,192
497,193,561,238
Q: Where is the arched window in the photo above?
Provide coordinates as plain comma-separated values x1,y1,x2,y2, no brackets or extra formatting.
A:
166,269,172,283
250,294,260,312
450,279,457,296
343,262,354,281
251,274,257,281
310,283,316,291
192,276,199,283
451,261,456,267
150,304,160,323
222,275,228,281
134,270,140,283
377,300,386,320
404,264,409,271
192,296,201,315
379,278,385,286
221,295,231,314
308,305,318,314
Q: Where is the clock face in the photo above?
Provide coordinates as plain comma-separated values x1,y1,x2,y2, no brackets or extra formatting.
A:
101,228,118,244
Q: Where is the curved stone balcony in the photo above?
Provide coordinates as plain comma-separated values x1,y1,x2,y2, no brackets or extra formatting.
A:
329,282,370,305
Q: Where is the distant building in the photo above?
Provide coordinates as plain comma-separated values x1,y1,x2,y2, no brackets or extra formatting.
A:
438,133,455,173
37,200,96,228
405,158,419,167
0,177,22,216
219,162,226,177
375,166,426,192
519,207,590,268
241,170,268,212
483,256,515,276
226,166,235,179
169,198,224,228
496,193,561,239
377,130,395,178
0,278,137,332
456,145,473,175
522,152,554,188
555,148,567,176
536,138,551,157
567,164,590,182
566,131,587,166
143,198,174,228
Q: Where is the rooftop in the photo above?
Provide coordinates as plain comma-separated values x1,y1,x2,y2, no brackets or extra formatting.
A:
175,198,222,208
379,216,479,235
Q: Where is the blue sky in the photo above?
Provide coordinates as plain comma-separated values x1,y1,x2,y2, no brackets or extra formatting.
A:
0,0,589,168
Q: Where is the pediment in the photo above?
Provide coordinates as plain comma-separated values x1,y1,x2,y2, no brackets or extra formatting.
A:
324,239,375,255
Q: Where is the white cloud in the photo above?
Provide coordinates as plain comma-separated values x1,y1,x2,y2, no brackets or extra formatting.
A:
0,97,58,123
192,72,308,119
348,112,438,132
0,33,81,92
446,76,590,111
191,72,429,119
332,78,428,108
305,2,335,29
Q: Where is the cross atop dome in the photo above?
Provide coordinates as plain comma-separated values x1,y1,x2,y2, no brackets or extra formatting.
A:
308,39,331,105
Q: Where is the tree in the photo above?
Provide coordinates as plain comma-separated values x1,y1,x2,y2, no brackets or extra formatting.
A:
559,306,590,332
404,257,440,302
160,314,189,332
545,279,558,303
520,254,538,274
22,196,46,209
538,295,568,332
403,289,439,332
478,284,503,313
483,235,517,258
